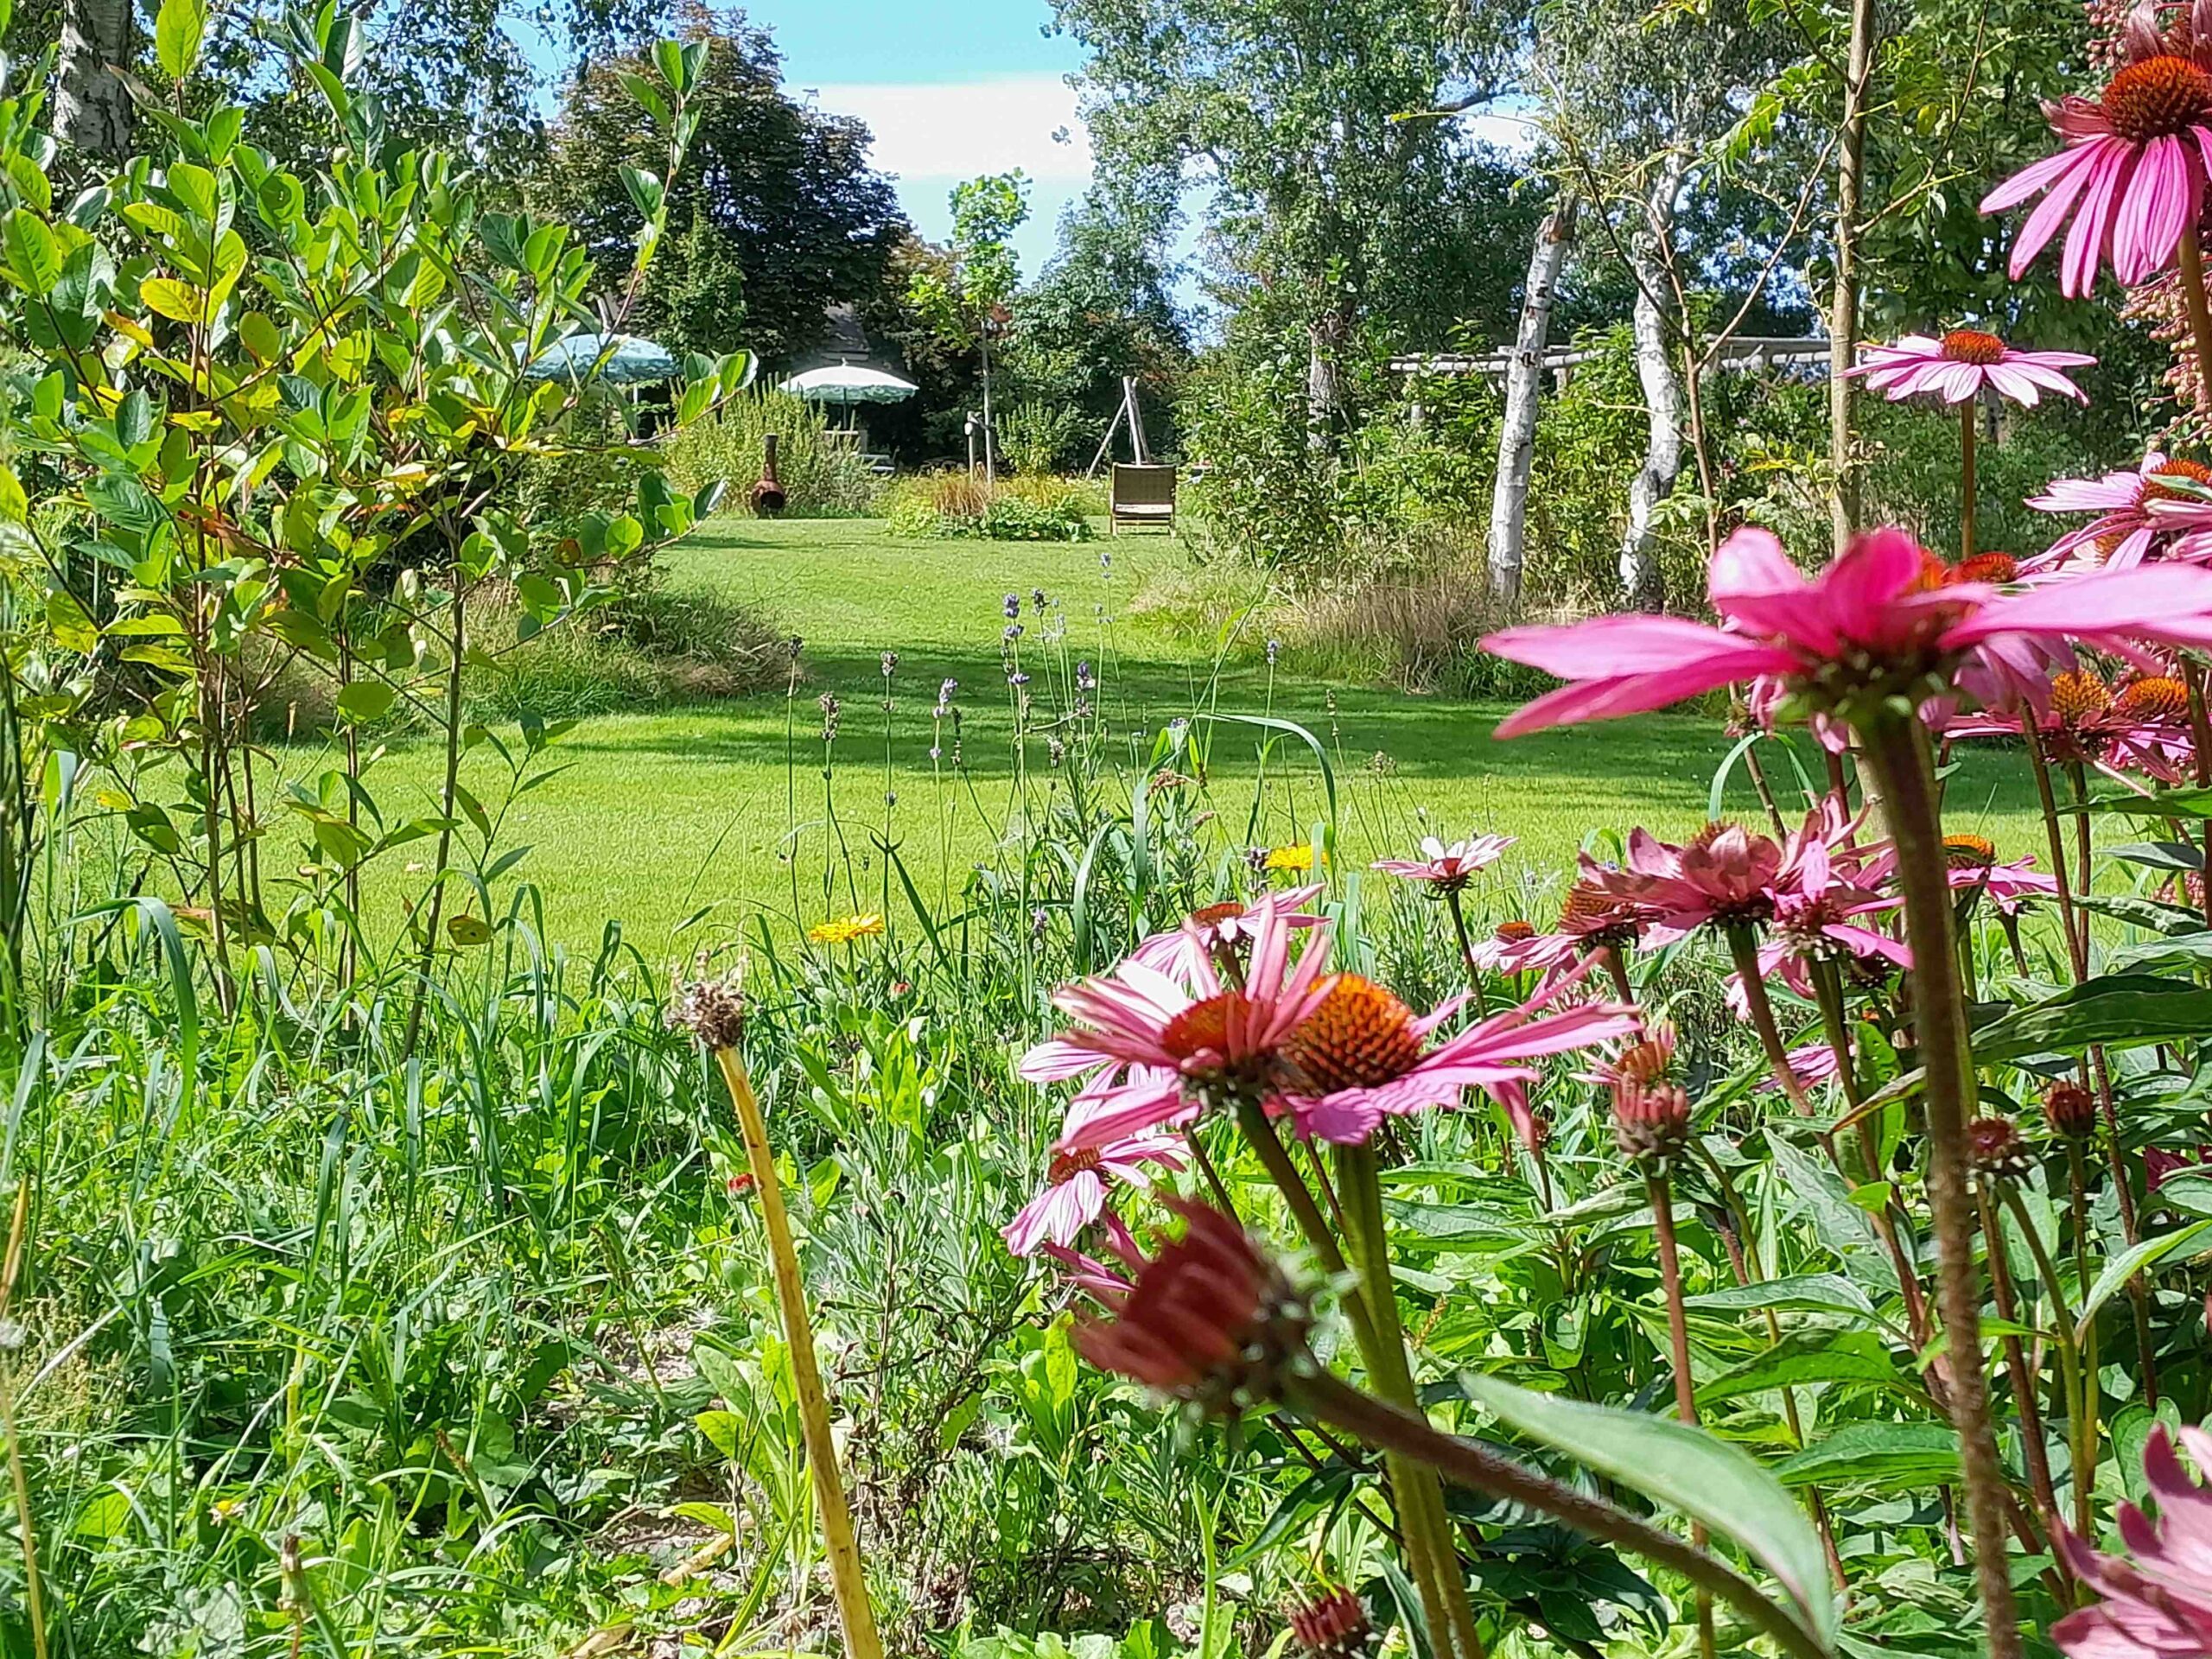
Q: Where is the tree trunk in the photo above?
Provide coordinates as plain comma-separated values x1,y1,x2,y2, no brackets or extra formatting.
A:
1306,303,1351,452
1619,164,1686,613
54,0,135,159
1488,195,1577,607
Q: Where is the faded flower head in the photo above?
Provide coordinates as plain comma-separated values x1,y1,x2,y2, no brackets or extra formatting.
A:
670,973,747,1049
1072,1199,1310,1414
1967,1116,2036,1186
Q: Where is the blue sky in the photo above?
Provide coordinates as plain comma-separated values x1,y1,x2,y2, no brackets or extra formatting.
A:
751,0,1093,278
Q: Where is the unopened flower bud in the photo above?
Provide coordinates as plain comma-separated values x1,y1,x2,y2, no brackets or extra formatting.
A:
2043,1081,2097,1138
1287,1586,1373,1658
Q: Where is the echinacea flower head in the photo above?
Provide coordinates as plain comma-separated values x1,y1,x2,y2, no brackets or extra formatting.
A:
1982,25,2212,296
1274,967,1637,1147
1128,885,1325,985
1484,524,2212,738
1967,1116,2036,1186
1002,1128,1185,1257
1033,895,1338,1149
1854,330,2094,405
2028,454,2212,570
2053,1423,2212,1656
2044,1080,2099,1137
1604,822,1785,935
808,912,886,946
1371,832,1516,893
1071,1198,1309,1413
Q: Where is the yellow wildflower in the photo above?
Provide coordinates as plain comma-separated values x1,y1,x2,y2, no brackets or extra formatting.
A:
1262,843,1319,874
807,912,887,946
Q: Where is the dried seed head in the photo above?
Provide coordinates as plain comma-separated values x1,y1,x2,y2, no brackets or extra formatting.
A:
670,975,747,1049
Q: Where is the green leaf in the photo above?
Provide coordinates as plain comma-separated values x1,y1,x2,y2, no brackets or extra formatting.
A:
156,0,208,80
1699,1331,1910,1406
1459,1371,1836,1647
3,209,58,296
334,682,396,722
1974,974,2212,1060
1682,1274,1878,1322
46,588,97,652
1773,1422,1960,1491
2073,893,2207,938
2075,1219,2212,1348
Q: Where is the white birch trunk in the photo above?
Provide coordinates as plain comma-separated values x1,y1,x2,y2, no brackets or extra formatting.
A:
1487,195,1577,607
54,0,135,159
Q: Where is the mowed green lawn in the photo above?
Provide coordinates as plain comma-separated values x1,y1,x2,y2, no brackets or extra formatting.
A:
306,518,2047,951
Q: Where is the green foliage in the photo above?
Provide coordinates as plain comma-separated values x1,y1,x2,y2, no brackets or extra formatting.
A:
662,388,887,518
907,172,1032,350
530,10,906,363
883,472,1097,540
1000,398,1087,475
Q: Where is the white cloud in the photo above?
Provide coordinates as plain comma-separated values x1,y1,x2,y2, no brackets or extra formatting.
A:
803,75,1094,184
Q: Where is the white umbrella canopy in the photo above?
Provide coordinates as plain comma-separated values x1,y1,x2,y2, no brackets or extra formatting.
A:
779,362,918,405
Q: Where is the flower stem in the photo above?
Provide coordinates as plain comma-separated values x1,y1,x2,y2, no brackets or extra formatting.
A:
1959,397,1977,563
1722,924,1811,1114
1442,887,1488,1019
1282,1368,1830,1659
1976,1185,2061,1538
2176,223,2212,416
1336,1141,1489,1659
1649,1171,1717,1659
2020,724,2086,977
709,1046,884,1659
1853,709,2023,1659
2000,1183,2094,1546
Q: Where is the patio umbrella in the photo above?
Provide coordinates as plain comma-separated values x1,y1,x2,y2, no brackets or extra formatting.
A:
779,362,918,405
524,332,681,385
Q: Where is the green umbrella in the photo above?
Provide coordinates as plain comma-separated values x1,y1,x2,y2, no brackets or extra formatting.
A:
524,332,680,385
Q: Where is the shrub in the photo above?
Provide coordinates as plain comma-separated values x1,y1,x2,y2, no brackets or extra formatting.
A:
998,399,1087,474
662,388,887,518
883,472,1096,540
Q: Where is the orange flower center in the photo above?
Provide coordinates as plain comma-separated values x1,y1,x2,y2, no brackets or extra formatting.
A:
1189,900,1248,928
1495,919,1536,942
1942,833,1997,870
2050,669,2113,726
1160,993,1258,1067
1559,880,1640,946
1283,974,1425,1094
2102,55,2212,144
1939,329,2006,365
2115,674,2192,721
1951,551,2018,584
1046,1146,1104,1185
1608,1036,1676,1086
2143,457,2212,503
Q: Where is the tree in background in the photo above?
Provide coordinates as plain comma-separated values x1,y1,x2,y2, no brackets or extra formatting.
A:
1057,0,1526,449
532,3,907,365
906,171,1030,480
1002,186,1191,469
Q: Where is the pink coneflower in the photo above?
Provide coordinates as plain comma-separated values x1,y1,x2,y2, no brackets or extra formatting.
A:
1854,331,2094,405
1981,26,2212,296
1371,832,1516,892
2053,1424,2212,1656
1603,822,1787,936
1860,836,2063,916
1274,969,1637,1147
1002,1121,1185,1257
1948,666,2198,784
2027,454,2212,569
1028,895,1337,1152
1484,525,2212,738
1127,884,1325,984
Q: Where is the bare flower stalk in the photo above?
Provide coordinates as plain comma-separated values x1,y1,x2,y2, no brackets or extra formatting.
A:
677,982,883,1659
0,1183,46,1659
1649,1169,1717,1659
1723,924,1812,1113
